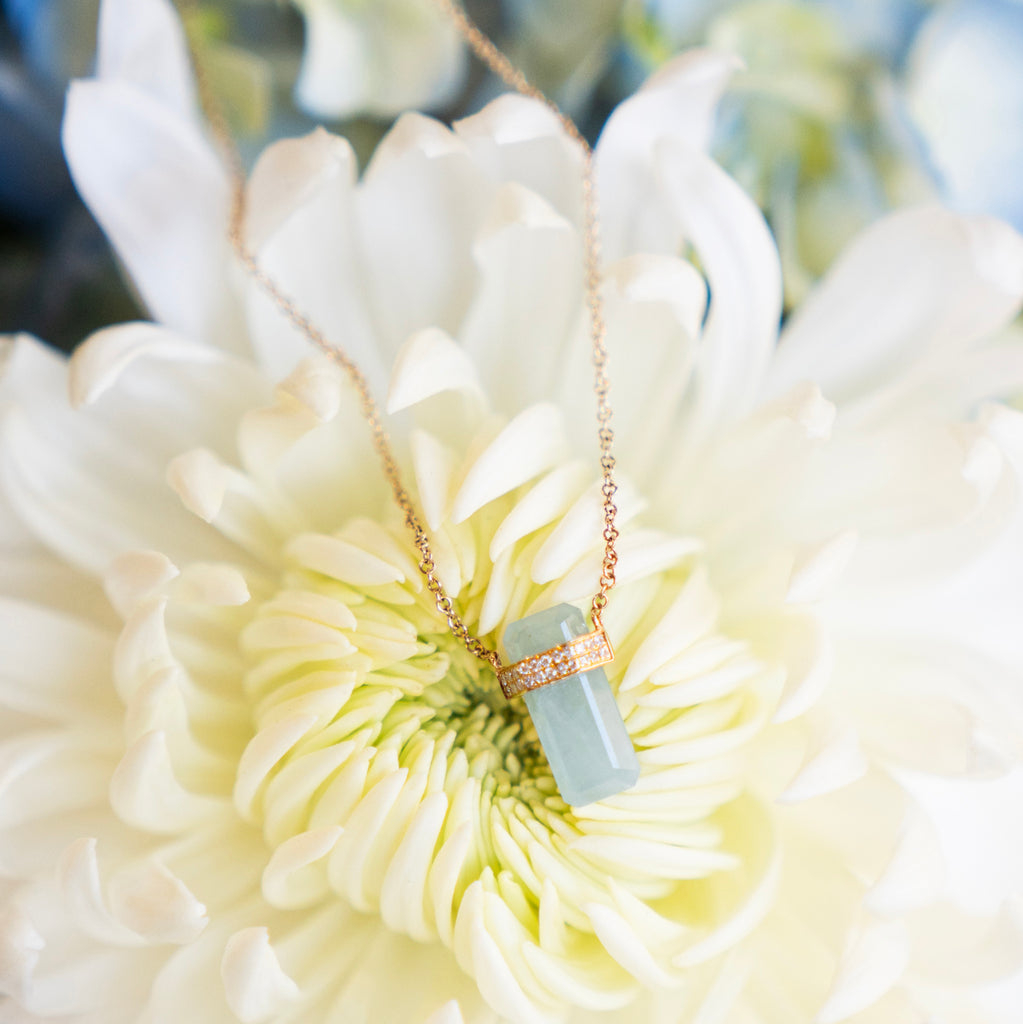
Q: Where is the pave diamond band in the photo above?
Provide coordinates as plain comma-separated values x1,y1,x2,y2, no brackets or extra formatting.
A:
498,628,615,699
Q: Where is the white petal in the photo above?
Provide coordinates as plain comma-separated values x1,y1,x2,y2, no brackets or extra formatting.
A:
459,183,582,412
113,595,173,702
109,730,226,833
866,806,946,917
276,356,345,423
0,596,119,726
357,114,492,357
166,449,228,523
63,81,242,349
380,791,449,941
757,381,837,443
234,714,319,824
779,715,869,803
844,659,1005,779
97,0,196,116
221,927,300,1024
559,254,703,484
469,909,547,1024
572,836,738,880
58,838,139,946
899,766,1023,913
388,327,484,414
584,905,677,988
908,903,1023,985
292,1,370,117
769,207,1023,404
785,531,858,605
424,1001,466,1024
906,0,1023,227
261,827,342,910
489,461,590,561
816,917,910,1023
359,0,465,116
655,140,782,436
0,903,44,1001
242,130,383,384
2,334,255,574
621,567,720,692
259,398,387,537
0,462,114,626
167,447,296,564
410,430,459,532
450,404,570,523
69,322,224,409
530,477,645,585
455,95,584,228
65,319,266,451
172,563,250,607
672,796,782,968
104,551,179,619
597,49,743,260
294,0,464,119
108,856,208,944
766,613,836,724
287,533,406,587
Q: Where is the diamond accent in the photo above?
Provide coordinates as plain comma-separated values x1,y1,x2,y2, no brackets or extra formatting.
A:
498,628,615,699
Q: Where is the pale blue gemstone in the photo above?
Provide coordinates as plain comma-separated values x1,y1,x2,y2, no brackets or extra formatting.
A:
503,603,640,807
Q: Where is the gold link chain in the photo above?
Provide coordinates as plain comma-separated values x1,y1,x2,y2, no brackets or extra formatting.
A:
180,0,618,671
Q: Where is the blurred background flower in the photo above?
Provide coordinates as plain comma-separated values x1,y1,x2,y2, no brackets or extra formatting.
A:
4,0,1023,343
620,0,1023,305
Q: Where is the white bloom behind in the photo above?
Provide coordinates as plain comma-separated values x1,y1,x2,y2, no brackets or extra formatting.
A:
0,0,1021,1021
293,0,467,120
906,0,1023,232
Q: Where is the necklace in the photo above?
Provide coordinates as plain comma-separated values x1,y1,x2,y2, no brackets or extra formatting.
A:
184,0,639,806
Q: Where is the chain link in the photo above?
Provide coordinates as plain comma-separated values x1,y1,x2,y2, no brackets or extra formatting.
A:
179,0,618,668
432,0,619,628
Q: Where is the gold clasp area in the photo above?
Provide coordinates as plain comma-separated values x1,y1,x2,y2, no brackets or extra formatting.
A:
498,628,614,699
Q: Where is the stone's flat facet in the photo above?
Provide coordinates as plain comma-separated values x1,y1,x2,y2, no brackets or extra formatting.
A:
503,603,640,807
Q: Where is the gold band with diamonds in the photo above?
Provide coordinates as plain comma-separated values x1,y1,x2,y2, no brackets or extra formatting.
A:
498,628,614,699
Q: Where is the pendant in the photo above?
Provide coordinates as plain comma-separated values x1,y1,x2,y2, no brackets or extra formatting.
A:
499,603,639,806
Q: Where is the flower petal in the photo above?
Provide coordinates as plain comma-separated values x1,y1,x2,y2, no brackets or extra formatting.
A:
96,0,196,116
388,328,484,414
294,0,465,119
654,140,782,436
450,404,571,523
63,81,242,349
110,730,227,833
596,50,743,260
455,95,584,228
459,183,582,412
779,714,869,803
0,596,119,728
866,805,946,917
768,207,1023,404
356,114,492,357
242,130,384,384
816,917,910,1024
222,926,300,1024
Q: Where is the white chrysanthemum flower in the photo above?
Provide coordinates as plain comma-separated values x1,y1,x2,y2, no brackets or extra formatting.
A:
292,0,466,119
2,0,1023,1021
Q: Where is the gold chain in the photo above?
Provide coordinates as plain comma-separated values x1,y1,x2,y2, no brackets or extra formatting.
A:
180,0,618,672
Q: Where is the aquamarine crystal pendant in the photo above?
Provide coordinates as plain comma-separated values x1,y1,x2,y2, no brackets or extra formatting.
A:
500,604,639,806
